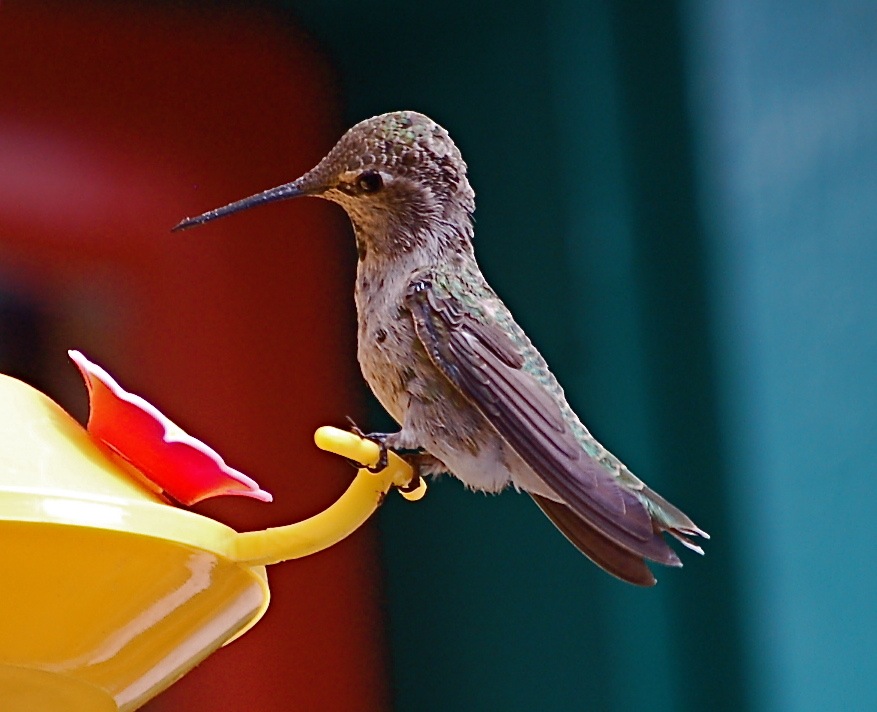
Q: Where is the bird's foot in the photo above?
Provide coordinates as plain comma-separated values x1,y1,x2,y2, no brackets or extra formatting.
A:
396,451,448,494
397,452,424,494
345,417,397,473
344,417,432,479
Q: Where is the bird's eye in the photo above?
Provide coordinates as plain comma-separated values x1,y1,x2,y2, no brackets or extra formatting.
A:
357,170,383,194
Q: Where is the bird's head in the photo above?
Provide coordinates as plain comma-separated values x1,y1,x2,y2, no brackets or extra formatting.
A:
173,111,475,256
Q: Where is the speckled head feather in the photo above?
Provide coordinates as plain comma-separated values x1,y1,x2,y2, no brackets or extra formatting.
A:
302,112,461,180
299,111,475,213
262,110,479,257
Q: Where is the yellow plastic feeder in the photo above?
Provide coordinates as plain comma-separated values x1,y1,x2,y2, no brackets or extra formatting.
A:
0,368,422,711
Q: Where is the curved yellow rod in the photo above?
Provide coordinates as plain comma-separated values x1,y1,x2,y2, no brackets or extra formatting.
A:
230,427,425,566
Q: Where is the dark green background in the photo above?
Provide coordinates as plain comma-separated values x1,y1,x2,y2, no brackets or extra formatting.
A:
280,1,877,710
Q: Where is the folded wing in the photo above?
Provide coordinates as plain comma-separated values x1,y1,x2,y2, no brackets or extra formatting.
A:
406,276,685,584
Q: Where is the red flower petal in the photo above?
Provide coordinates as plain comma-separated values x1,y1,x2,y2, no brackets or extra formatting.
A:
69,350,272,505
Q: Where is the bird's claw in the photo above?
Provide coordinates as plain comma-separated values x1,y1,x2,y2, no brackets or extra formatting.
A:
397,473,423,494
345,416,390,473
365,435,389,473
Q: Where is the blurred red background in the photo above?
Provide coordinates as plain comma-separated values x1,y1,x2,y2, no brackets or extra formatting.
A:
0,3,387,710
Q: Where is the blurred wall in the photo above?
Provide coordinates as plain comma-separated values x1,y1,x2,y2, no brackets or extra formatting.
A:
687,2,877,709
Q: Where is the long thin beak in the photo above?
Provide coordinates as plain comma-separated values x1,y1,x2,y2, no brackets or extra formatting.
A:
171,180,307,232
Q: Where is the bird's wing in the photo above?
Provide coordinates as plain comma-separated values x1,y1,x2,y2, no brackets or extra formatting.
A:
405,276,681,570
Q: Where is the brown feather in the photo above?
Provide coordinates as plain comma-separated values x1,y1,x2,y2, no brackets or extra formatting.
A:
532,494,657,586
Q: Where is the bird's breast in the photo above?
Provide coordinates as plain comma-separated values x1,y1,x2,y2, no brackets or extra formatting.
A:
354,267,421,424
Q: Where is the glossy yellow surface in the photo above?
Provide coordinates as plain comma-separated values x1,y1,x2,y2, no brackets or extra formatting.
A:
0,520,268,711
0,374,420,710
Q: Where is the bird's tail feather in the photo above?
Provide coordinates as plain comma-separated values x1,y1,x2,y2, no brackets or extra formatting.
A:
638,485,710,555
531,494,658,586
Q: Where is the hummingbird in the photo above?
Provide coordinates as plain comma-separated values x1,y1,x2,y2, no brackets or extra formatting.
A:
173,111,708,585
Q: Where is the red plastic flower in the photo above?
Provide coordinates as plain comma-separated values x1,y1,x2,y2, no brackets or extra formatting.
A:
69,350,272,505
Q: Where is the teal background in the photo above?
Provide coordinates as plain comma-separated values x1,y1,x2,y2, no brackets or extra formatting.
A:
284,1,877,710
